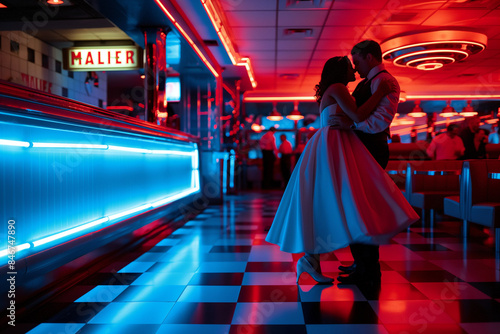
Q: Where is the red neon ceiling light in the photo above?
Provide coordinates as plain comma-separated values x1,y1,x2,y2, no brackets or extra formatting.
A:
200,0,257,88
154,0,219,78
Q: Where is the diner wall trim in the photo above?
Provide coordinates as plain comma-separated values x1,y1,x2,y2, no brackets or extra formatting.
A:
0,81,203,308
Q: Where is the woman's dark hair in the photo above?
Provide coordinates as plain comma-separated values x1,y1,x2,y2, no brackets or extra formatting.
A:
314,56,350,103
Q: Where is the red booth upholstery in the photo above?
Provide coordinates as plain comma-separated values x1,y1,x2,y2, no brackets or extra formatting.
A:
443,163,470,236
465,160,500,253
406,160,463,226
486,144,500,159
385,160,408,198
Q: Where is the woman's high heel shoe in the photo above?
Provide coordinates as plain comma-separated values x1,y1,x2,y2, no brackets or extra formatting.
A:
296,257,334,284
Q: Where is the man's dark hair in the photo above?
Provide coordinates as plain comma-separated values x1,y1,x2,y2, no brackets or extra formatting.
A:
351,40,382,62
447,123,459,132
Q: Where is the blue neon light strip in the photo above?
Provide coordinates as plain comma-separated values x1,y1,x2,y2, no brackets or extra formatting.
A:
1,187,200,257
0,243,31,257
1,137,200,258
32,217,109,247
1,138,197,156
0,139,30,147
32,143,108,149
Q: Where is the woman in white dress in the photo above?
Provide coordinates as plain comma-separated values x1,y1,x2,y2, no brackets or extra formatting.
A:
265,56,419,283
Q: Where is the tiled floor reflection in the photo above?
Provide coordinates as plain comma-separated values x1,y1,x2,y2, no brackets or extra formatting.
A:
20,191,500,334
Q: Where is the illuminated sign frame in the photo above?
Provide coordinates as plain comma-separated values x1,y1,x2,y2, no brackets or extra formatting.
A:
63,46,143,71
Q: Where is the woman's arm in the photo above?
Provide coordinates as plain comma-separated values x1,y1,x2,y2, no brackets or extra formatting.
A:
326,80,393,123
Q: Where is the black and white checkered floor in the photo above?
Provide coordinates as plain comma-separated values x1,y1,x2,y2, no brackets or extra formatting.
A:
17,191,500,334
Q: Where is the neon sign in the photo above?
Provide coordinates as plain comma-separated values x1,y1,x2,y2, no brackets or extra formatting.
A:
63,46,143,71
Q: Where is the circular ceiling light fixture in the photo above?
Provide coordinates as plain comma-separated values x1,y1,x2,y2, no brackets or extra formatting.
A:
381,30,487,71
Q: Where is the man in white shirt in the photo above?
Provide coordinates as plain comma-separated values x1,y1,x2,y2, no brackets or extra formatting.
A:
278,134,293,187
259,127,278,189
426,124,465,160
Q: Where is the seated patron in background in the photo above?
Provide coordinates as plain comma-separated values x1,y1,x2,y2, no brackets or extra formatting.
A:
474,128,489,159
459,116,481,159
426,124,465,160
391,134,401,143
278,134,293,187
259,127,278,189
488,125,499,144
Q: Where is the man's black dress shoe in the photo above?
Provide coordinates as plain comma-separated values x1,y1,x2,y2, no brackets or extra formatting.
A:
337,270,381,285
338,263,356,274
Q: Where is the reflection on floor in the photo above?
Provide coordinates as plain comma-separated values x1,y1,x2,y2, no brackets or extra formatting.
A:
19,191,500,334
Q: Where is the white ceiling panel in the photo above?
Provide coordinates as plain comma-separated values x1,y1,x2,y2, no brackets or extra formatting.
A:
320,26,367,40
251,51,277,60
232,27,276,40
277,27,322,40
225,11,276,27
277,0,334,11
315,38,356,52
220,0,277,12
276,50,312,60
277,39,317,50
251,60,276,68
363,24,425,41
421,9,491,26
374,9,436,25
277,59,310,68
332,0,388,10
473,9,500,25
326,10,378,26
236,39,276,52
278,10,329,27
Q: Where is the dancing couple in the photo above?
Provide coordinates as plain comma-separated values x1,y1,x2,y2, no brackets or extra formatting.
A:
266,40,419,285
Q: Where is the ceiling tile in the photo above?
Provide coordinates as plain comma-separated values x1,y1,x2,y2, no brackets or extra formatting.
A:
276,50,312,60
312,50,340,61
277,39,317,50
220,0,277,11
310,59,328,68
278,0,334,11
277,27,321,40
421,9,490,26
251,51,276,60
236,39,276,52
473,9,500,25
226,11,276,27
332,0,388,10
232,27,276,40
315,38,354,52
320,26,366,40
374,9,435,25
486,39,500,49
277,59,310,68
363,24,423,42
251,60,276,68
326,10,378,26
278,10,328,27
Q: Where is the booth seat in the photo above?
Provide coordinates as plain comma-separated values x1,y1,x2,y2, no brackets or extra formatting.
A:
465,160,500,253
486,143,500,159
388,142,430,161
406,160,463,226
385,160,409,198
443,163,470,236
